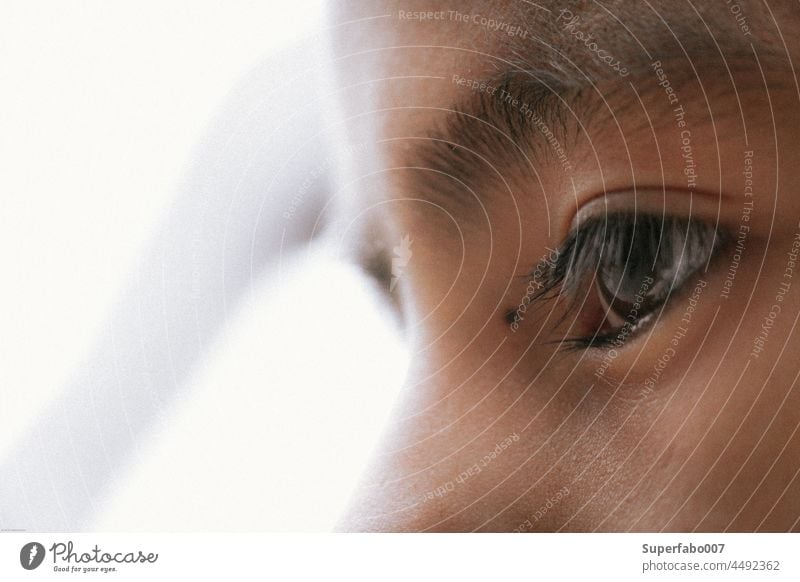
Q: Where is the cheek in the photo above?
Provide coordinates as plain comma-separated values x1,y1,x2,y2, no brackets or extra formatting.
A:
372,161,800,531
372,334,658,531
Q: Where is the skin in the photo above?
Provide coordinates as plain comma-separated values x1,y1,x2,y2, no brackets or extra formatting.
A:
327,0,800,531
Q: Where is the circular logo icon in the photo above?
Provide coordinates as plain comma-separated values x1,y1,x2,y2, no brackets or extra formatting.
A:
19,542,45,570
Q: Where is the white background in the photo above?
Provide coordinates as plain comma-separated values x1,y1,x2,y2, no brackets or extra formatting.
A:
0,1,406,531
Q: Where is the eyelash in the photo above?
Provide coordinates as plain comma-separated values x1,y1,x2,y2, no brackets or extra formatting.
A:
510,212,730,350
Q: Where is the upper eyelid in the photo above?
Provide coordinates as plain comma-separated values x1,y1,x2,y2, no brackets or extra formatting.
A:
540,212,726,284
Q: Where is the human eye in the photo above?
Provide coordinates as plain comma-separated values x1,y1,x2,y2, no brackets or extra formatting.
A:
510,201,732,351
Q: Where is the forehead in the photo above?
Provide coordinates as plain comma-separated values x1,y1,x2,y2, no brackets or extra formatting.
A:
333,0,799,80
329,0,800,158
327,1,800,239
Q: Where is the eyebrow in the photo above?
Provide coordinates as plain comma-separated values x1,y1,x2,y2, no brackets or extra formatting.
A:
409,45,785,217
402,0,792,200
411,70,581,205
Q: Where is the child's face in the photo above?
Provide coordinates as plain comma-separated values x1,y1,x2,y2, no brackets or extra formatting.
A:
331,1,800,531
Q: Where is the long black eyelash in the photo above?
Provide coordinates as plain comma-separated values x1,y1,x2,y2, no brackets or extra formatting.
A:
507,212,730,349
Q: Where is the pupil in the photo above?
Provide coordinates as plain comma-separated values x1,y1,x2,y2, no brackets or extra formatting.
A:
598,265,657,323
597,217,664,321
